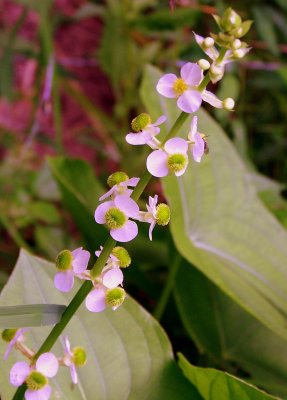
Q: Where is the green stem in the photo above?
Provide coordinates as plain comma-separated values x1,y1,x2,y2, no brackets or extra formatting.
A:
216,47,227,64
153,254,181,320
52,67,63,154
165,112,189,142
198,73,210,92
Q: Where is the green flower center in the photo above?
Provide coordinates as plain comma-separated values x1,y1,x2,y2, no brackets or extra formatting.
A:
167,153,187,173
105,207,126,230
155,204,170,226
56,250,73,271
173,78,188,96
107,172,129,188
131,113,151,132
26,371,48,391
112,246,131,268
1,328,17,342
72,346,87,367
105,287,126,308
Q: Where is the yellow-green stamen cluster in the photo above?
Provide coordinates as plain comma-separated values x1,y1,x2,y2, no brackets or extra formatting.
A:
107,172,129,188
173,78,188,96
56,250,73,271
167,154,187,173
131,113,152,132
105,208,126,230
1,328,17,342
106,287,126,308
155,204,170,226
112,246,131,268
26,371,48,391
72,346,87,367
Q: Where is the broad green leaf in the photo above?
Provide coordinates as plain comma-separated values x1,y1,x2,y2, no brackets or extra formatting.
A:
0,304,66,328
175,262,287,398
178,353,278,400
140,65,287,342
0,250,200,400
252,6,279,56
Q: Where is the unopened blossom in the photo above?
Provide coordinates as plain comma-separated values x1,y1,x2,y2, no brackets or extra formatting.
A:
187,116,205,163
147,137,189,178
95,195,139,242
99,172,139,202
138,195,170,240
2,328,27,360
54,247,90,292
62,336,86,385
126,113,166,149
10,352,58,400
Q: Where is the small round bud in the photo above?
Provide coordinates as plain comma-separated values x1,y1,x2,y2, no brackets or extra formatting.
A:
209,64,224,82
233,27,243,38
72,347,87,367
1,329,17,342
167,153,188,173
232,39,241,50
56,250,73,271
198,59,210,71
223,98,235,110
203,37,214,49
26,371,48,391
221,8,242,32
105,207,126,229
155,204,170,226
112,246,131,268
107,171,129,188
131,113,151,132
233,49,245,59
106,287,126,309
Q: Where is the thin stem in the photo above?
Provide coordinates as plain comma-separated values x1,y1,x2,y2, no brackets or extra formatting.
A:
165,112,189,142
153,254,181,320
198,73,210,92
216,47,227,64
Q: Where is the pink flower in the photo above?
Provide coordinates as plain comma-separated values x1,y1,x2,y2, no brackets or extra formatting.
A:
62,336,86,384
4,328,27,360
95,195,139,242
54,247,90,293
99,177,139,202
126,115,166,149
10,352,59,400
146,137,188,178
187,116,205,162
138,196,158,240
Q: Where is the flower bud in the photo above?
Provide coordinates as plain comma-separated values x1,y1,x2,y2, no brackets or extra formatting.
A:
202,37,214,49
232,49,245,59
72,346,87,367
112,246,131,268
232,39,242,50
209,64,224,83
107,171,129,188
56,250,72,271
106,287,126,309
221,8,242,32
198,59,210,71
223,98,235,110
1,329,17,342
26,371,48,391
131,113,152,132
155,204,170,226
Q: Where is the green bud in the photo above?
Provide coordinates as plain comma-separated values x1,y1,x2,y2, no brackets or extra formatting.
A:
155,204,170,226
106,287,126,309
107,171,129,188
56,250,72,271
112,246,131,268
105,207,126,230
131,113,151,132
221,8,242,32
72,346,87,367
167,153,188,173
26,371,48,391
1,329,17,342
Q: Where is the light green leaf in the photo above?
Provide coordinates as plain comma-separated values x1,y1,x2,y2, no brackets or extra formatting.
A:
0,304,66,328
178,353,278,400
0,250,200,399
140,65,287,342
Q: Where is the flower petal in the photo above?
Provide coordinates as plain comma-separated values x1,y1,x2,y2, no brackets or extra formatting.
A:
180,62,203,86
177,90,202,113
111,220,138,242
201,90,223,108
146,150,169,178
10,361,30,387
54,271,74,293
36,352,59,378
70,363,78,385
85,288,106,312
126,131,151,145
153,115,167,126
25,386,52,400
156,74,177,98
164,137,188,154
114,195,139,218
72,248,90,273
94,201,114,224
192,133,205,162
103,268,123,288
126,177,140,187
99,187,115,202
188,116,198,141
193,32,219,60
95,246,103,258
149,221,156,241
64,336,72,357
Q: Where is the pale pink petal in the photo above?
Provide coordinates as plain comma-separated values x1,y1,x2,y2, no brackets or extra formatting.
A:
192,133,205,162
114,195,139,218
153,115,167,126
180,63,203,86
103,268,123,288
188,116,198,141
111,220,138,242
193,32,219,60
149,221,156,241
85,288,106,312
202,90,223,108
10,361,30,387
164,138,188,154
54,271,74,292
94,201,114,224
70,363,78,384
36,352,59,378
95,246,103,258
177,90,202,113
175,159,188,176
5,329,27,360
64,336,72,357
126,131,151,145
149,194,158,209
25,386,52,400
126,177,140,187
99,187,115,202
146,150,169,178
72,248,90,273
156,74,177,98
